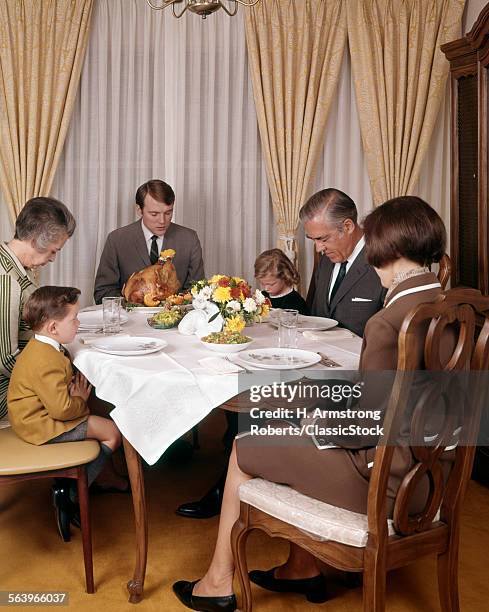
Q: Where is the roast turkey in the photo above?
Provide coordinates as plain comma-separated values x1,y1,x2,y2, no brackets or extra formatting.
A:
123,259,181,305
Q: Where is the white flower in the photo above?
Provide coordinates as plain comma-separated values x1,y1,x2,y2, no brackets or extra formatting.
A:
193,297,207,310
243,297,257,313
254,289,266,305
200,286,213,300
226,300,241,313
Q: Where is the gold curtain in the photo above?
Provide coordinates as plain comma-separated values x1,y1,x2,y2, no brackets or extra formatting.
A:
347,0,465,205
0,0,94,221
245,0,347,262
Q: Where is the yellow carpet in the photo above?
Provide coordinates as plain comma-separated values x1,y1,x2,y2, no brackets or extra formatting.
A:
1,410,488,612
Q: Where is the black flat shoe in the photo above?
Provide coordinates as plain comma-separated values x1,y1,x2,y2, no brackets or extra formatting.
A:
176,485,222,519
249,567,327,603
52,484,71,542
172,580,236,611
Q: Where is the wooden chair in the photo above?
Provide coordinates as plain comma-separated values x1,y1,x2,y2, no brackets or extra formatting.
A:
435,253,452,290
231,287,489,611
0,429,100,593
306,251,452,308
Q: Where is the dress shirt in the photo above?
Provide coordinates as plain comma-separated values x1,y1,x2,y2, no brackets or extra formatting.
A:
141,220,164,259
328,235,366,300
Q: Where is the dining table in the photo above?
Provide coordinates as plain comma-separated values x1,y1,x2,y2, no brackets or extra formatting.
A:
68,306,363,603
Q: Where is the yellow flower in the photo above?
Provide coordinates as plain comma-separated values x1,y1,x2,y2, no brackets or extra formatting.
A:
191,286,199,296
213,286,232,303
225,315,245,333
261,304,270,317
160,249,176,259
232,276,245,284
209,274,225,284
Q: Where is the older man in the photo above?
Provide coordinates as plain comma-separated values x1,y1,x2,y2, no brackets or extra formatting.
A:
94,179,205,303
302,188,385,337
175,188,384,521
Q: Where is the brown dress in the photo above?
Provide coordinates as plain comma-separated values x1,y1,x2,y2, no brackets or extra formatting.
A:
236,272,443,516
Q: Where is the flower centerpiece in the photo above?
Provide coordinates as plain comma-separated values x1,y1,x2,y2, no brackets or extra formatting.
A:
190,274,271,333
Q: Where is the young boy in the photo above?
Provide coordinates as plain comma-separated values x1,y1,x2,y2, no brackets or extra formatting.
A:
7,286,122,540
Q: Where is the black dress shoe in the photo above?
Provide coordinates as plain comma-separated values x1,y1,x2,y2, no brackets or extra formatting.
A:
249,567,328,603
69,499,81,529
52,484,71,542
176,485,222,519
172,580,236,612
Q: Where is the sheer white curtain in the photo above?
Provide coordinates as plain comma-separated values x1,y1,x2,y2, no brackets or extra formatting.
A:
0,0,453,303
39,0,272,305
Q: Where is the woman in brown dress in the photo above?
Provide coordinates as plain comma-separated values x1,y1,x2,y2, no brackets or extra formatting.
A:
173,196,447,612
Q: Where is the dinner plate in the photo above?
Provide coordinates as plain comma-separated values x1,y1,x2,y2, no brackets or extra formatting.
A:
237,348,321,370
90,336,167,356
268,315,337,332
78,309,129,329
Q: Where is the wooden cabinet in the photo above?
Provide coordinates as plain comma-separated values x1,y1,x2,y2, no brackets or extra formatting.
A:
442,4,489,293
442,4,489,486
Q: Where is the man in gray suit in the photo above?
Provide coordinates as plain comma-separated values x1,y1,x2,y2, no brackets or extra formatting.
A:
175,188,384,522
301,188,385,337
94,180,205,303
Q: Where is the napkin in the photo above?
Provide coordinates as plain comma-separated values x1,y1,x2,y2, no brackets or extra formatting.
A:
178,310,207,335
198,357,242,374
303,329,358,342
178,308,224,337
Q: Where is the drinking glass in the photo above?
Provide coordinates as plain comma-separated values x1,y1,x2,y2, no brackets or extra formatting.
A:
102,297,122,334
278,309,299,348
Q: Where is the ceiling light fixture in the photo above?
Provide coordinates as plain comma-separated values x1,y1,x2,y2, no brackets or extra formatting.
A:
146,0,260,19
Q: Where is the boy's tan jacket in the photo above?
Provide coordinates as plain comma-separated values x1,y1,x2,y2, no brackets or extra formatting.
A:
7,339,89,445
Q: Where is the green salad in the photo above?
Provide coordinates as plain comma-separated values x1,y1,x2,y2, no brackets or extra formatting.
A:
151,309,183,327
201,331,252,344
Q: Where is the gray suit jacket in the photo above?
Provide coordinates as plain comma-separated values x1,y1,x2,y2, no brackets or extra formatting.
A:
311,247,385,337
94,220,205,303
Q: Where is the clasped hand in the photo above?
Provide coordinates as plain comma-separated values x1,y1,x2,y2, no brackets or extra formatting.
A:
69,371,92,401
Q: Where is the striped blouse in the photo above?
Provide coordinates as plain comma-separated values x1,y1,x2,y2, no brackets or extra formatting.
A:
0,243,36,421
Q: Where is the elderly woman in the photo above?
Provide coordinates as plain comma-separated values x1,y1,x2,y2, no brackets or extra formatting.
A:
172,196,447,612
0,197,75,423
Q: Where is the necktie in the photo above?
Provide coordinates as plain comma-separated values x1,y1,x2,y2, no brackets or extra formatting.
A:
150,235,159,265
329,261,348,303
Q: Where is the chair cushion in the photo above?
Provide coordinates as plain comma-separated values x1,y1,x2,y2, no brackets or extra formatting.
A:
239,478,397,548
0,427,100,476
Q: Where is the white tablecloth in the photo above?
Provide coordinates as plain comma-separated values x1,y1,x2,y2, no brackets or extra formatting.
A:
68,309,362,464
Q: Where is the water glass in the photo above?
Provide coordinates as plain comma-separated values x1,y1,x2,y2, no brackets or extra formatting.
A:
103,297,122,334
278,309,299,348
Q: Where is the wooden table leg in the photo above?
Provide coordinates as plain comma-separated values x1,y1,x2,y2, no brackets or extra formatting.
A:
122,436,148,603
